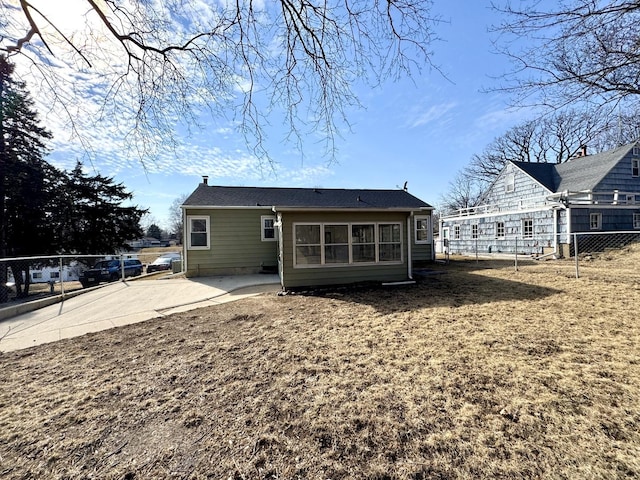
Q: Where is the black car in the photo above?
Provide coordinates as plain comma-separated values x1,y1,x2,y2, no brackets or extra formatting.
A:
79,259,143,287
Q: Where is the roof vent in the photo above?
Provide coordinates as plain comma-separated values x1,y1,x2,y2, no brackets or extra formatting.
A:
202,175,209,185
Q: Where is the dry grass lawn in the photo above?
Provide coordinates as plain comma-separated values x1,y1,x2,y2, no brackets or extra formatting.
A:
1,247,640,479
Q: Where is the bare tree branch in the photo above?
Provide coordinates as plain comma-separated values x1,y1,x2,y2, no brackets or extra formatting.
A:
0,0,441,169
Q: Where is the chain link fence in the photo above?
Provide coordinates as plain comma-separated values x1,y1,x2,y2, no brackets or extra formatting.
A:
436,231,640,278
0,254,141,305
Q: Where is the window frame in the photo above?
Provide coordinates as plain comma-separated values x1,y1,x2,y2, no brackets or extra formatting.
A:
522,218,533,238
634,213,640,229
453,224,461,240
293,222,403,268
633,158,640,177
505,173,515,193
414,215,430,244
590,212,602,230
187,215,210,250
471,224,478,239
495,221,505,238
261,215,277,242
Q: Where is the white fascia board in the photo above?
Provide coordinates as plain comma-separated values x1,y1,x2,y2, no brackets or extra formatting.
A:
442,204,557,222
272,207,424,213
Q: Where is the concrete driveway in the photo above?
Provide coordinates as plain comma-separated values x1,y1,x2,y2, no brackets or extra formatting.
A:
0,274,280,353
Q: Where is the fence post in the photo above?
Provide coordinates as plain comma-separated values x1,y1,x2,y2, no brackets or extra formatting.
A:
515,237,518,272
574,233,580,279
120,254,125,281
59,256,64,295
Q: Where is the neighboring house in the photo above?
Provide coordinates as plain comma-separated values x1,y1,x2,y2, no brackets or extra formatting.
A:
181,180,434,289
128,237,163,249
441,142,640,257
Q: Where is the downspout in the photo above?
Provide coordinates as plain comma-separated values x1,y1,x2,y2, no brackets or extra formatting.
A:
407,215,413,280
566,206,572,245
182,206,188,274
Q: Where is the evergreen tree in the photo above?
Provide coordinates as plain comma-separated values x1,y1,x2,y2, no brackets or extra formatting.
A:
146,224,162,241
53,163,147,255
0,55,53,298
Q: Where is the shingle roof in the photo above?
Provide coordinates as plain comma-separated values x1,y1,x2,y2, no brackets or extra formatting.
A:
510,142,636,193
554,143,633,192
511,162,556,192
183,185,432,210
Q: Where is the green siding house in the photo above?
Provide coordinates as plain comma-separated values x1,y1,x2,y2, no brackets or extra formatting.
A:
182,180,433,289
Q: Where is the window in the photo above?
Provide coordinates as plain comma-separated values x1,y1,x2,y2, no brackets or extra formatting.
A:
261,215,276,241
505,173,515,193
633,159,640,177
50,271,60,279
32,272,42,280
523,219,533,238
590,213,602,230
188,216,210,249
414,216,430,243
295,224,321,265
352,224,376,262
496,221,505,238
472,224,478,239
293,222,402,267
453,225,460,240
379,224,402,262
634,146,640,156
634,213,640,229
324,224,349,263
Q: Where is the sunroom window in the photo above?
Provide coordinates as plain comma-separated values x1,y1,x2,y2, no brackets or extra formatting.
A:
293,222,402,267
352,224,376,262
295,224,321,265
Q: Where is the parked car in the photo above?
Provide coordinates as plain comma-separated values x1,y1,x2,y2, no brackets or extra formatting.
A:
79,259,143,287
146,256,175,273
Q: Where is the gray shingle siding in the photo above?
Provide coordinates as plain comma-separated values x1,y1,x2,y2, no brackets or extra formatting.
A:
442,141,640,256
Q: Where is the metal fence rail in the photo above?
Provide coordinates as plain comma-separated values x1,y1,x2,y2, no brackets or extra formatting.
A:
436,231,640,278
0,254,145,305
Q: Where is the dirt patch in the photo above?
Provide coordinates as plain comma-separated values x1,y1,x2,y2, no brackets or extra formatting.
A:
1,253,640,479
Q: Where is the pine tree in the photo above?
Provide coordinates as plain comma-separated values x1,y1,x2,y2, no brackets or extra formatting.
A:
0,55,53,298
53,163,146,255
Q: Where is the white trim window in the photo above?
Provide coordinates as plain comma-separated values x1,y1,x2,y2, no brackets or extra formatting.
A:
187,215,210,249
523,218,533,238
324,224,350,264
590,213,602,230
414,216,430,244
505,173,515,193
293,222,402,267
495,221,505,238
633,213,640,229
261,215,277,242
453,224,461,240
379,224,402,262
633,158,640,177
471,224,478,239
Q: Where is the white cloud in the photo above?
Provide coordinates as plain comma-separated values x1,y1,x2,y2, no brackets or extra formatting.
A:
407,102,458,129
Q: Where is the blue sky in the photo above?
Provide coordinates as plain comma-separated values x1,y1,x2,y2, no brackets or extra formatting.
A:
12,1,534,230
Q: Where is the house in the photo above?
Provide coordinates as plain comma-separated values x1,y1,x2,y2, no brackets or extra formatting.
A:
181,180,434,289
440,141,640,257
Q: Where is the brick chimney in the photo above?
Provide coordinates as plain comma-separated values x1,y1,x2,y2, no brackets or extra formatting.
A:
202,175,209,185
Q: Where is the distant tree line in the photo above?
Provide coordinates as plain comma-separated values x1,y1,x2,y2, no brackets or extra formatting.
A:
0,56,146,300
